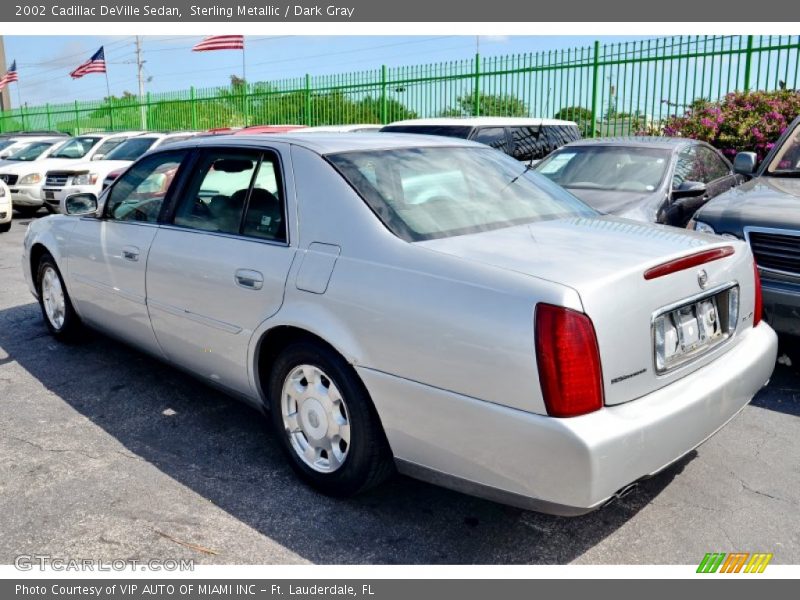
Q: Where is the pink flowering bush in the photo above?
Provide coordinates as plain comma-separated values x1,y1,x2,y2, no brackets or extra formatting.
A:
659,90,800,161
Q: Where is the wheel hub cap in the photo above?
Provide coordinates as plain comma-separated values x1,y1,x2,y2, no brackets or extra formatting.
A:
281,364,350,473
41,266,66,330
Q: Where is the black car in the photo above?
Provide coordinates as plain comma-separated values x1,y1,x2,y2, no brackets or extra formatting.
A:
534,137,742,227
689,115,800,336
380,117,581,162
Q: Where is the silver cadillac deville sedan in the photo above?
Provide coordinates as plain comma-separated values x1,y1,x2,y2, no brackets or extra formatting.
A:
21,133,777,515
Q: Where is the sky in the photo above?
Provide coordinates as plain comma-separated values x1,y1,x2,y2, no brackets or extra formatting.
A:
2,35,649,108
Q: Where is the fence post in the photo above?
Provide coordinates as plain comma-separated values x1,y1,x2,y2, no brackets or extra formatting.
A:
743,35,755,92
20,105,26,131
190,86,198,130
146,92,152,129
473,53,481,117
590,40,600,138
380,65,388,124
242,80,250,127
304,74,312,126
45,103,52,130
108,98,115,131
74,101,80,134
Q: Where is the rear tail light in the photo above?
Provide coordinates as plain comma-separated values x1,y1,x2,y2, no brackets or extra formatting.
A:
753,261,763,327
535,304,604,418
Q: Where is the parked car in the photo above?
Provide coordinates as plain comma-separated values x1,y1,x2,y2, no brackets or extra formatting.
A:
0,135,65,160
380,117,581,162
534,137,742,226
689,115,800,336
0,132,142,216
43,132,199,213
0,138,66,169
0,181,10,232
299,124,382,133
24,133,776,515
233,125,307,135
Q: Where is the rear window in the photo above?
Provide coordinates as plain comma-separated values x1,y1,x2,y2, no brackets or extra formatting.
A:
380,125,473,139
510,124,582,161
327,146,596,241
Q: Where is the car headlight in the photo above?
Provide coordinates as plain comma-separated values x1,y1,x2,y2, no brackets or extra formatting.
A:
18,173,42,185
687,219,716,234
72,173,98,186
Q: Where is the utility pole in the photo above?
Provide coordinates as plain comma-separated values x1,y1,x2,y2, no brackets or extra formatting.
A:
135,36,147,129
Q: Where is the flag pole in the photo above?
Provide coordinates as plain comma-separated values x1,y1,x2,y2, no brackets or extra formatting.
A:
241,38,248,126
104,69,115,130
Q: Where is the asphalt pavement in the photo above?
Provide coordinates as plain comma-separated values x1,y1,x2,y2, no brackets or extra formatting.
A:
1,212,798,565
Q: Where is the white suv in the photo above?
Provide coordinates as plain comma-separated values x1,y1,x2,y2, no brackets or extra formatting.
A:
45,131,197,213
0,132,142,216
0,180,11,232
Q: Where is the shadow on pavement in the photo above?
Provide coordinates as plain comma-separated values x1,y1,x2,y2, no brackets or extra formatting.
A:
0,301,691,564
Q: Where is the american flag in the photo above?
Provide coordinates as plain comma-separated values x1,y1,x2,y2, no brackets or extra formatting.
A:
0,60,19,90
70,47,107,79
192,35,245,52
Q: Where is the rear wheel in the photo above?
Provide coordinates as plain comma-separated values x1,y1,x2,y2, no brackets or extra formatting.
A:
37,253,83,342
268,340,394,496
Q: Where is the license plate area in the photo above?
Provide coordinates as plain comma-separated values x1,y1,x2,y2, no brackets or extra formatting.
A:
653,284,739,374
44,191,55,200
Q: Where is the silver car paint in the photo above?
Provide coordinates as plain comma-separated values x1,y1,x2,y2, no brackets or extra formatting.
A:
22,133,777,513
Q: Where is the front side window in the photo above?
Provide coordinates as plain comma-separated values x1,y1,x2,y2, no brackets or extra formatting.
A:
93,137,129,159
695,146,731,182
106,151,185,222
328,146,596,241
673,145,729,187
50,137,101,159
173,150,286,242
537,145,671,192
767,122,800,175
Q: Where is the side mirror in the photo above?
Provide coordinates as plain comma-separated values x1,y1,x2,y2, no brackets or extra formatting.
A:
61,193,98,216
91,153,105,161
733,151,757,176
672,180,707,199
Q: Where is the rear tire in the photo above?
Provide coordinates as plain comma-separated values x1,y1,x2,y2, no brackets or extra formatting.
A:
0,221,10,233
36,252,83,343
268,340,394,496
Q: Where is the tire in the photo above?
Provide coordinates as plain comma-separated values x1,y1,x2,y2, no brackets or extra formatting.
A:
268,340,394,496
15,206,41,218
36,252,83,342
0,221,10,233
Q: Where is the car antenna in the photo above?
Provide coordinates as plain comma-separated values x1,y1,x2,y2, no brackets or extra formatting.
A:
526,88,550,170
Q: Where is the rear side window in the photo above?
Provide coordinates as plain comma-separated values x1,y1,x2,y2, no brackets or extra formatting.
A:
510,125,582,161
471,127,508,153
380,125,473,139
172,149,286,243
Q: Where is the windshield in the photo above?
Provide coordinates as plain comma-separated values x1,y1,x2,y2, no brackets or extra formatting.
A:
327,146,597,241
535,145,672,193
50,137,101,159
105,137,158,161
6,141,55,161
767,123,800,176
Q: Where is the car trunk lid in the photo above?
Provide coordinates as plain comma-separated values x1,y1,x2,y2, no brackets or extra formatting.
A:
418,216,758,406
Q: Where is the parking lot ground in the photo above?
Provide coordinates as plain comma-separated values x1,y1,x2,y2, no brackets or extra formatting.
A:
1,213,799,565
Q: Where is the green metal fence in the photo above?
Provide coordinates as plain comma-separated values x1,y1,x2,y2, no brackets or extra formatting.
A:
2,34,799,135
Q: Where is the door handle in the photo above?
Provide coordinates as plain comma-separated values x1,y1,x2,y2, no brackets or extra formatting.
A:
122,246,140,262
235,269,264,290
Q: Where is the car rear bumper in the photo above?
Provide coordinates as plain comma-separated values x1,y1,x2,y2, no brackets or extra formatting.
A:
761,277,800,336
359,323,777,515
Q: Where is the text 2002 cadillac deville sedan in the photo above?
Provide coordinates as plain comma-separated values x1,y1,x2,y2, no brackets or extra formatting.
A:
22,133,777,515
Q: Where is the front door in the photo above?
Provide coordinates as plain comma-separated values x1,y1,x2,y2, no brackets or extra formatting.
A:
66,150,187,356
145,146,295,397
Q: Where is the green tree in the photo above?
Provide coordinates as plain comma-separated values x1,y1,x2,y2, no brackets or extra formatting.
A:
442,93,528,117
554,106,594,137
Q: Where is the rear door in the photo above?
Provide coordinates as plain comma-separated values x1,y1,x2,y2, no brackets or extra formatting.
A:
145,145,296,397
